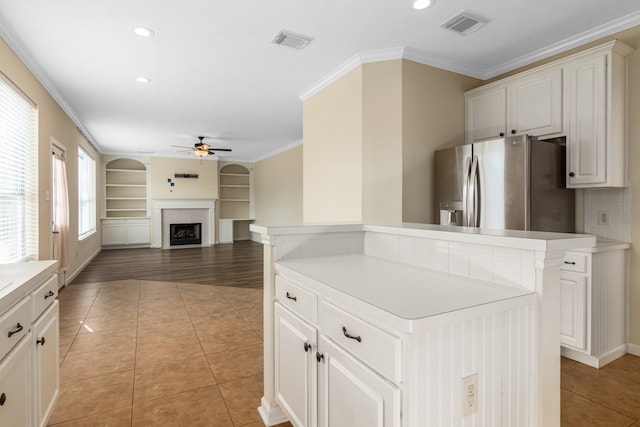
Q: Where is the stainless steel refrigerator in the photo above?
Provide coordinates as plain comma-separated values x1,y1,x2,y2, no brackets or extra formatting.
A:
434,135,575,232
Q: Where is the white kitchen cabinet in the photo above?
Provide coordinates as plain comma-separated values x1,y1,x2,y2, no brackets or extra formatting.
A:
565,41,634,187
317,334,400,427
465,67,562,143
270,256,537,427
32,301,59,427
0,261,59,427
274,302,316,427
273,275,401,427
560,244,628,368
0,334,33,427
559,271,587,350
101,218,150,247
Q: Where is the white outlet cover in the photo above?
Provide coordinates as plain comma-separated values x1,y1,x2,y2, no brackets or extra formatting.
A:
461,373,479,417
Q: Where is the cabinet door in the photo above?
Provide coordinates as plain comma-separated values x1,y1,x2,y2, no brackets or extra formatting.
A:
566,53,607,186
101,220,126,245
508,68,563,137
317,335,400,427
560,271,588,351
0,334,33,427
125,219,150,244
33,301,59,427
274,303,316,427
466,86,507,143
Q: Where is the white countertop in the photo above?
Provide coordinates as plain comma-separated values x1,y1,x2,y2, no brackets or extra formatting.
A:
276,254,536,332
0,260,58,313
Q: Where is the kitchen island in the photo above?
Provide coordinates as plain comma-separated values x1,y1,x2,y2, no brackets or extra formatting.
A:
251,223,595,427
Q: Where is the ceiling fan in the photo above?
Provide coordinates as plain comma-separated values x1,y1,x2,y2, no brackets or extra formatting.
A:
172,136,232,157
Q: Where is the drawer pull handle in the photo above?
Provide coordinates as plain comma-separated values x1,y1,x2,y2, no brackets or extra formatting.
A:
286,292,297,302
37,337,46,346
0,393,5,406
342,326,362,343
316,352,324,363
304,342,311,352
564,261,576,265
7,323,23,338
44,290,55,299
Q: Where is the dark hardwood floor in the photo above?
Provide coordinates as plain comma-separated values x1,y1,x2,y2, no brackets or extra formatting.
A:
70,241,264,287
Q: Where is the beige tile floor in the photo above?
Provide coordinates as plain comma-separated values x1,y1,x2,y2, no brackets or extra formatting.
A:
50,279,292,427
51,278,640,426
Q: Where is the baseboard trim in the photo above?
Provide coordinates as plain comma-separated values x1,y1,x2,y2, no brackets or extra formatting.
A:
627,343,640,356
258,397,289,426
561,344,628,368
65,246,101,285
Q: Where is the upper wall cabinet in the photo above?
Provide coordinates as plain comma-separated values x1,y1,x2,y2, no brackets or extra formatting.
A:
565,41,634,188
465,40,634,188
466,67,563,143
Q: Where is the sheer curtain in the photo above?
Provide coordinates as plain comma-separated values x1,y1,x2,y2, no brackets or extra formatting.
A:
52,150,69,270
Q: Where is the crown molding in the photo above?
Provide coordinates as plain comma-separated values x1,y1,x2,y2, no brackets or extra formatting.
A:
0,15,102,152
484,10,640,79
298,46,485,101
300,11,640,100
252,139,303,163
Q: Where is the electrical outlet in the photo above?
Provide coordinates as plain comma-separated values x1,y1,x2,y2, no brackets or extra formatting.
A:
598,210,610,226
461,374,479,417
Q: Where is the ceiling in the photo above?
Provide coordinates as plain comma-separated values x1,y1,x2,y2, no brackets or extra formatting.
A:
0,1,639,162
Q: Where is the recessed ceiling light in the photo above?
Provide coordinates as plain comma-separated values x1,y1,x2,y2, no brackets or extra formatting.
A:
133,27,155,37
413,0,435,10
136,76,151,83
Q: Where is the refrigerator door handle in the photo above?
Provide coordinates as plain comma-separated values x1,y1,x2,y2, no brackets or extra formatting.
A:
462,156,472,226
469,155,480,227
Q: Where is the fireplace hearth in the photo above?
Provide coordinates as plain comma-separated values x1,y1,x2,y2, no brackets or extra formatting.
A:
170,223,202,246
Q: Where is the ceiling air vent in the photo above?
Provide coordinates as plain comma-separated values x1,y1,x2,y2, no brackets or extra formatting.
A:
441,11,488,35
272,30,313,50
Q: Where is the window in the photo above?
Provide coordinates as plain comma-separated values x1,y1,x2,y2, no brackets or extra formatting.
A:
0,73,38,263
78,146,96,240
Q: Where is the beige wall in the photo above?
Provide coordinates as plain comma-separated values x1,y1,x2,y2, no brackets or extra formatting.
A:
0,37,101,283
401,61,480,223
254,145,303,226
149,157,218,199
361,61,404,225
303,59,479,225
303,67,363,223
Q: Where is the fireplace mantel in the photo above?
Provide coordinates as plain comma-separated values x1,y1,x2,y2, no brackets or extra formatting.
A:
152,198,216,248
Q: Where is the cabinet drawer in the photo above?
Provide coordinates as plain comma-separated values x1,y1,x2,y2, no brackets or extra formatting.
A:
0,296,31,360
562,252,589,273
275,276,316,323
32,275,58,320
319,300,401,382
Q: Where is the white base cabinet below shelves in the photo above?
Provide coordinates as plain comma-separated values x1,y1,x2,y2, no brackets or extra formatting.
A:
560,247,628,368
101,218,150,247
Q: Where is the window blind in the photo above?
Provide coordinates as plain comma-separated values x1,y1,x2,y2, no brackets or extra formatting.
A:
0,73,38,263
77,145,96,240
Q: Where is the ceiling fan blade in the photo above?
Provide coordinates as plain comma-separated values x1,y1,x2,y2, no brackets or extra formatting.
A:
207,148,232,152
171,145,194,149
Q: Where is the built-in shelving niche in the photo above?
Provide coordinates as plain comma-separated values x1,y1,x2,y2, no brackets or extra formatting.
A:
105,158,148,218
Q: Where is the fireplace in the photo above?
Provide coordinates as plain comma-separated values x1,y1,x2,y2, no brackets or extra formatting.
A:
169,223,202,246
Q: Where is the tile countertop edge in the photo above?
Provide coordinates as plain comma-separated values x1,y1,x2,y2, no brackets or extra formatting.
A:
572,240,632,253
0,260,58,314
251,223,597,252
